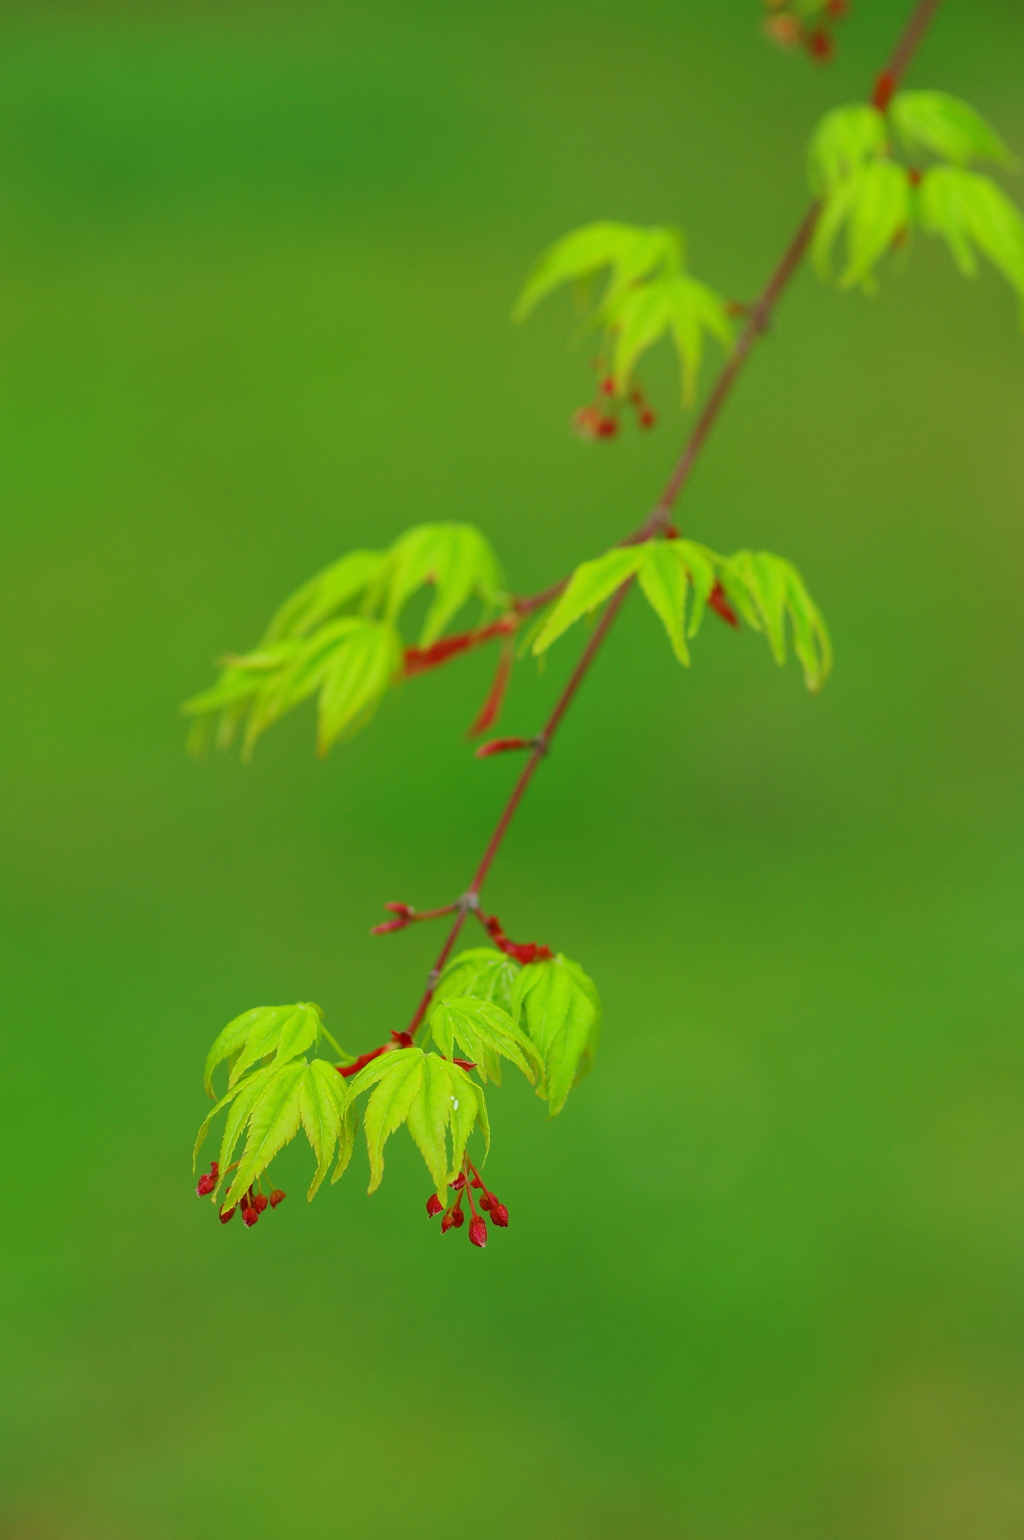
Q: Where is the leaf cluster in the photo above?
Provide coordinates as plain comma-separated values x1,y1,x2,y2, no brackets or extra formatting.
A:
808,92,1024,311
183,523,507,757
194,948,602,1210
514,222,734,406
531,537,831,692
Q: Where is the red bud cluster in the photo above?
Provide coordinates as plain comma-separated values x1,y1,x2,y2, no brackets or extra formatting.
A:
573,366,658,442
201,1170,285,1230
427,1161,508,1248
762,0,846,63
196,1161,219,1197
481,911,554,966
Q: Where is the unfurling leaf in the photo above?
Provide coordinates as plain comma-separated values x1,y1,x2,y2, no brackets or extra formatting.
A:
184,522,509,759
512,954,601,1117
608,273,733,406
532,546,644,655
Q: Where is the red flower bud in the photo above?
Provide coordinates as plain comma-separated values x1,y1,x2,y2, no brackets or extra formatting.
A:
196,1173,216,1197
441,1209,457,1233
253,1192,269,1214
638,408,657,429
490,1202,509,1228
219,1205,236,1224
470,1177,483,1189
270,1189,286,1208
210,1162,219,1178
453,1206,466,1228
452,1058,478,1072
242,1205,260,1228
599,377,615,396
595,416,618,439
426,1194,444,1217
479,1193,492,1210
825,0,847,17
450,1173,466,1190
469,1215,488,1248
806,27,833,61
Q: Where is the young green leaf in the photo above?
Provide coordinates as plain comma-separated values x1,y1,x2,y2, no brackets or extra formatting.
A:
429,995,543,1085
809,104,889,193
380,523,506,646
608,274,733,405
222,1059,308,1210
316,620,402,754
918,167,1024,312
261,550,387,644
404,1052,454,1199
512,222,681,323
512,953,601,1117
228,1003,320,1089
449,1060,489,1167
890,91,1015,169
532,547,644,656
720,550,832,691
433,947,522,1016
299,1058,352,1200
637,541,689,664
359,1047,426,1193
672,541,717,638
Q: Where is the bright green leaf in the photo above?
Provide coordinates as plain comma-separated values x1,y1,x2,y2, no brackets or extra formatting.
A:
223,1060,308,1209
532,546,644,656
890,91,1015,169
809,104,889,193
638,541,689,664
360,1048,425,1193
405,1053,453,1199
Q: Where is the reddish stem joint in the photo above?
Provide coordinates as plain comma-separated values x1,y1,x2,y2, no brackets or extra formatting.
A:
476,907,553,966
475,733,547,759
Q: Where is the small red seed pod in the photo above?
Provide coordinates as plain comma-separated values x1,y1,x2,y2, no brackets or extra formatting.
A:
490,1202,509,1228
219,1205,236,1224
269,1189,286,1208
441,1209,457,1234
479,1194,492,1211
426,1194,444,1218
253,1192,269,1214
469,1215,488,1248
452,1206,466,1229
242,1205,259,1228
196,1173,216,1197
450,1173,466,1191
595,416,618,439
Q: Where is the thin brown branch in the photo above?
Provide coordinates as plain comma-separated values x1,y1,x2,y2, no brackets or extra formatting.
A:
391,0,945,1048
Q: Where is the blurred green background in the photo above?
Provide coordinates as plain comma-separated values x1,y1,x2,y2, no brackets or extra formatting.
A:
2,2,1023,1536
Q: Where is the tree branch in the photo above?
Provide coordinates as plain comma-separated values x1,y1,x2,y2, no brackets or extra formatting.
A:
389,0,946,1046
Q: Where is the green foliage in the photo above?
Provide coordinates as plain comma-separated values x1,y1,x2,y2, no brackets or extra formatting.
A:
512,955,602,1117
890,91,1015,170
514,220,734,406
183,522,507,758
202,1002,324,1097
808,91,1024,310
429,995,544,1086
809,104,889,193
347,1046,488,1198
531,538,831,691
433,946,520,1015
918,167,1024,311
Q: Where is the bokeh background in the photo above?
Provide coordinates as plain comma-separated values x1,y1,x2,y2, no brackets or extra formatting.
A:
2,1,1023,1536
